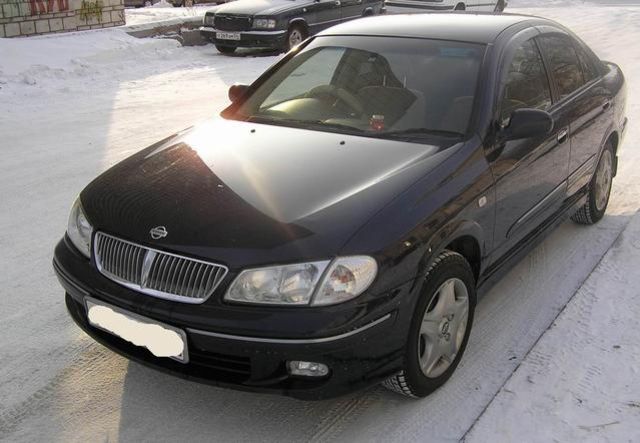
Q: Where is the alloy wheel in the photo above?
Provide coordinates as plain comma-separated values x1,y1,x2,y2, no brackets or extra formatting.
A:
418,277,469,378
288,29,304,48
595,149,613,211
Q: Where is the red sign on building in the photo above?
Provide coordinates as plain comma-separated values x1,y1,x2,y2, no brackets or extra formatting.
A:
29,0,70,15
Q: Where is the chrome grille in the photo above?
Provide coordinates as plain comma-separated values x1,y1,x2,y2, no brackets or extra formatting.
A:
94,232,228,304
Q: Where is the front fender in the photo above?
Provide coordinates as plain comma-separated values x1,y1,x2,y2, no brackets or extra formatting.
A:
412,219,486,292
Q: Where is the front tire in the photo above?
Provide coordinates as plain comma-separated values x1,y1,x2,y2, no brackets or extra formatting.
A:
383,250,476,398
495,0,505,12
216,45,237,54
454,3,466,10
285,24,307,51
571,142,614,225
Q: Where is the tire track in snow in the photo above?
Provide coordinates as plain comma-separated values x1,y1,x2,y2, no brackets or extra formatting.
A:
0,342,117,439
460,222,630,441
307,387,385,442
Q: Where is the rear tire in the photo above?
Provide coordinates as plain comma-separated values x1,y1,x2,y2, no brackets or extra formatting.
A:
571,142,614,225
454,3,466,10
383,250,476,398
495,0,505,12
216,45,237,54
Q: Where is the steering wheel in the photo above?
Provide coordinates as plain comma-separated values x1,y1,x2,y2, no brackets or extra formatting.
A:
305,85,364,116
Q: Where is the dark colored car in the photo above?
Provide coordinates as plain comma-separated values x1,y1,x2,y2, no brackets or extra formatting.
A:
54,13,627,400
200,0,384,54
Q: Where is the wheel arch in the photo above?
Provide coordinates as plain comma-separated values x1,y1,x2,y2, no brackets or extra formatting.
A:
417,220,486,288
598,124,621,177
288,18,309,34
444,235,481,283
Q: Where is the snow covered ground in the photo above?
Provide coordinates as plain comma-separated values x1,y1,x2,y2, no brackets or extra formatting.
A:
467,212,640,442
125,3,216,26
1,2,639,442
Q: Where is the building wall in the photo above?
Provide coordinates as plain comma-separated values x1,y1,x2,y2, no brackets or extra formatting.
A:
0,0,125,37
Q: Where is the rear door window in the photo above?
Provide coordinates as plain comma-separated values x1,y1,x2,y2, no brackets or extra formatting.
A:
538,35,586,99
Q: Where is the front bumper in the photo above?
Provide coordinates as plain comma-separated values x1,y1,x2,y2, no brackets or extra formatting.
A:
199,26,287,49
54,236,412,399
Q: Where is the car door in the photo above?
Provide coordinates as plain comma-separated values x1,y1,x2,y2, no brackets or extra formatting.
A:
536,31,612,197
466,1,498,11
305,0,342,35
486,32,571,262
339,0,365,22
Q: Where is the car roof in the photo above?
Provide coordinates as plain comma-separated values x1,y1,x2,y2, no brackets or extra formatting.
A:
318,13,552,44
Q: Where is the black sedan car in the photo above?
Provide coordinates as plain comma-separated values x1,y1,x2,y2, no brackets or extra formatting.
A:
200,0,384,53
54,14,627,400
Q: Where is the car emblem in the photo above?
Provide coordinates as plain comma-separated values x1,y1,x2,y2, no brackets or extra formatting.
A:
150,226,168,240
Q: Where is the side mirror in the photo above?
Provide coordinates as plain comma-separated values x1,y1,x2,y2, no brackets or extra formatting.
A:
503,108,554,141
228,83,249,103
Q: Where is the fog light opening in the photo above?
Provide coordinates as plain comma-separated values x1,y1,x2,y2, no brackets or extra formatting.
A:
287,361,329,377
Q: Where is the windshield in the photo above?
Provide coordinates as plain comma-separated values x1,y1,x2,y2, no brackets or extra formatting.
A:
229,36,485,143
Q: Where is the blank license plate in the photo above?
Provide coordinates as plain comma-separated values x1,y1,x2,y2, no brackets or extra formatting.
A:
85,297,188,363
216,32,241,40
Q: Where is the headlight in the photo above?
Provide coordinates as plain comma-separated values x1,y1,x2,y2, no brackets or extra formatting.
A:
67,197,93,258
204,14,215,26
312,256,378,306
253,18,276,29
225,256,377,306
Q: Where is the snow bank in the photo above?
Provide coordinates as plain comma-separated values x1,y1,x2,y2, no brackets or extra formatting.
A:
149,0,173,7
0,28,181,88
125,3,216,26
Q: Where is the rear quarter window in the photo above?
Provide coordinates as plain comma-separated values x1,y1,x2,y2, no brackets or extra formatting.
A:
574,43,600,83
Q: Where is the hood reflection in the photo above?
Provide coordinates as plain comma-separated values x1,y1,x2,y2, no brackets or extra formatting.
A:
165,118,438,224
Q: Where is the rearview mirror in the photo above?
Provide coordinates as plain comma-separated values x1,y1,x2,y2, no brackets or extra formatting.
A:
503,108,554,141
228,84,249,103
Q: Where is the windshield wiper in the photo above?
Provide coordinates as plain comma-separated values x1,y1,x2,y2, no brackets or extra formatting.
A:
374,128,465,138
245,115,364,134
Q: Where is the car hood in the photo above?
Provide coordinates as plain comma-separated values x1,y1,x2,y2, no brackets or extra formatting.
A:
81,119,457,269
212,0,304,16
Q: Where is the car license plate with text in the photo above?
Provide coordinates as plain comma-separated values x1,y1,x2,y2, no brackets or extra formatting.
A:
85,297,188,363
216,32,241,40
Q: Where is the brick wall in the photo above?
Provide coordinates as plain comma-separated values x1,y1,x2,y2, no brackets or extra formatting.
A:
0,0,125,37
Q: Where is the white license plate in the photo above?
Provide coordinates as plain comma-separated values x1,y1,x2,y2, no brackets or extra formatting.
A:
216,32,241,40
85,297,188,363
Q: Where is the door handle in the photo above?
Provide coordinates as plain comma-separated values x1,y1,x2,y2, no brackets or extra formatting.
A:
557,128,568,144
